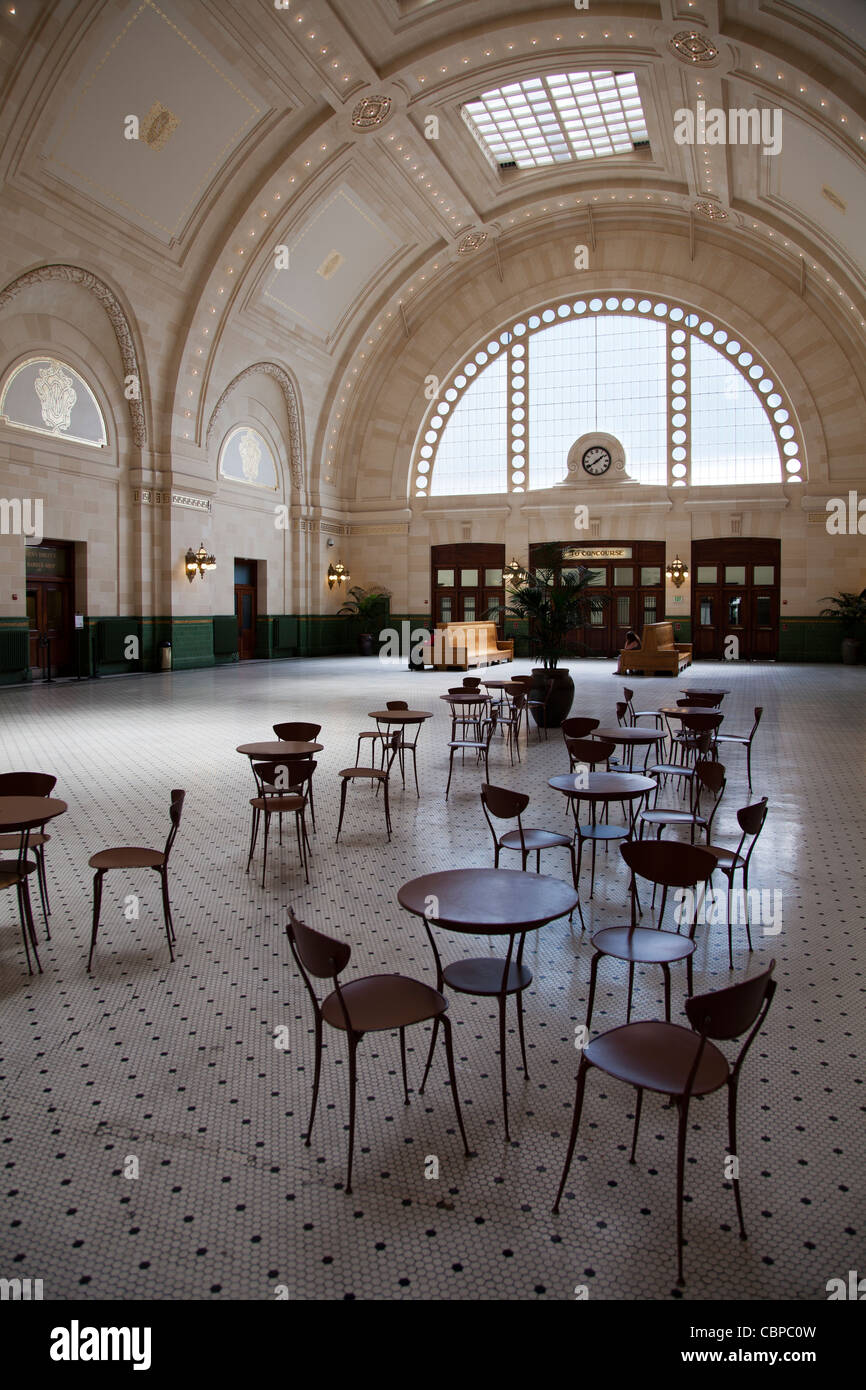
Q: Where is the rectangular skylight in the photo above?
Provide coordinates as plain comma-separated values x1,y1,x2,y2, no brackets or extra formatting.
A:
462,70,648,169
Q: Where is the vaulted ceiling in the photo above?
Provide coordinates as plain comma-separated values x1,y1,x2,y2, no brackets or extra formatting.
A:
0,0,863,382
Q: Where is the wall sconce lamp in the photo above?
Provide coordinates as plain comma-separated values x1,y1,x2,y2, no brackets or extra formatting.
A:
666,555,689,587
327,561,350,589
504,557,527,584
185,542,217,582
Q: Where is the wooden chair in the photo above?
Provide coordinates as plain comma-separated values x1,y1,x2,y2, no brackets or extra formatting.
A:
704,798,769,968
622,686,663,729
355,702,416,793
647,730,714,804
716,707,763,791
286,908,471,1195
562,736,621,898
272,722,321,829
0,771,56,933
585,839,717,1027
247,761,314,887
337,731,402,841
480,782,583,929
495,687,526,764
639,758,726,847
87,790,185,970
554,960,777,1286
509,674,548,744
0,847,40,974
670,710,723,768
445,717,496,800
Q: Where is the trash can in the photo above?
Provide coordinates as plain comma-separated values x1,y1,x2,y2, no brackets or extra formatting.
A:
160,640,172,671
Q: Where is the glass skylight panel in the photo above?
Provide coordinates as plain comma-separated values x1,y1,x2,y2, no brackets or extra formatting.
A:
462,70,648,168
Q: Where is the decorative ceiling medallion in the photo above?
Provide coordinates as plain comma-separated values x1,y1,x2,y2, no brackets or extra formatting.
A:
141,101,181,152
351,95,392,130
669,31,720,64
693,200,729,221
457,230,488,256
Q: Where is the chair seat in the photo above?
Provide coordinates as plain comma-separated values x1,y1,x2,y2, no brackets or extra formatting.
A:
89,847,165,870
339,766,387,780
591,925,695,964
585,1019,729,1097
716,734,748,745
576,823,628,841
640,809,706,827
443,957,532,996
703,844,741,869
0,863,38,888
499,828,571,852
648,763,694,779
250,795,306,812
447,740,486,751
0,831,49,849
321,974,447,1032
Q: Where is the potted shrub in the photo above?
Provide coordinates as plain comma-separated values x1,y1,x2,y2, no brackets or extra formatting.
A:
337,584,391,657
819,589,866,665
499,547,609,727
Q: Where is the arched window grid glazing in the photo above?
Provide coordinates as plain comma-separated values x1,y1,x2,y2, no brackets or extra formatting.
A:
411,294,803,498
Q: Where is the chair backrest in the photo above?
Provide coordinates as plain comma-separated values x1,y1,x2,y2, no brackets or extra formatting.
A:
678,711,724,734
562,716,600,739
448,686,468,695
749,707,764,739
620,838,717,888
685,960,776,1042
510,675,533,687
480,782,529,821
272,722,321,742
386,700,409,710
677,693,718,707
462,677,481,689
622,689,635,723
737,796,768,838
286,907,351,980
254,760,316,795
384,729,403,767
164,789,186,861
0,771,57,797
565,735,616,766
615,701,629,726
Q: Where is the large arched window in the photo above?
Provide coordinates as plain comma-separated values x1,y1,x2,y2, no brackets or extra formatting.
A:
0,356,107,447
413,294,802,496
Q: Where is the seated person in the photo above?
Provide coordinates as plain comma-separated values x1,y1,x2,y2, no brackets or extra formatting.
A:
621,629,641,651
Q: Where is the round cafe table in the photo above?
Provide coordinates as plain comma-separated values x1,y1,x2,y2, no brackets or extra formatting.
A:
0,796,68,975
399,867,578,1139
549,772,656,898
236,740,323,759
365,711,433,796
439,691,490,740
592,726,666,772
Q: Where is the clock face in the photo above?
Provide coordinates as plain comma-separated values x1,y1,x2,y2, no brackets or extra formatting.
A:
582,445,612,476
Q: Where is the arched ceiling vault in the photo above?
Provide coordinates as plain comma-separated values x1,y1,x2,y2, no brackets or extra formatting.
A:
0,0,863,461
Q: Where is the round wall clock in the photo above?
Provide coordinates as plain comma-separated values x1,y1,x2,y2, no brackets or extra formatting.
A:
582,445,612,476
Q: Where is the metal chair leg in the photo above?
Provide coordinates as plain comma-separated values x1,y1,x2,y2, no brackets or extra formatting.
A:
87,870,103,971
553,1053,590,1213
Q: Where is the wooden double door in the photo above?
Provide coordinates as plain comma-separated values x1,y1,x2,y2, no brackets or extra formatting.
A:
528,540,667,659
691,539,780,660
431,543,505,631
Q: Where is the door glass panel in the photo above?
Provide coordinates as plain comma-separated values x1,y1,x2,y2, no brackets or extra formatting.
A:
700,598,713,626
26,591,37,627
45,589,63,628
486,594,501,622
463,595,476,621
616,596,630,626
756,595,771,626
440,597,452,622
725,565,746,585
484,568,503,586
589,602,604,626
640,566,661,586
696,565,717,584
728,594,744,625
754,565,775,585
643,595,657,622
460,569,478,587
613,567,633,586
241,594,252,629
585,568,607,586
436,569,454,587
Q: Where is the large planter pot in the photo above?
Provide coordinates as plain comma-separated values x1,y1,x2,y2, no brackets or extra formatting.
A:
530,666,574,728
841,637,861,665
357,633,375,656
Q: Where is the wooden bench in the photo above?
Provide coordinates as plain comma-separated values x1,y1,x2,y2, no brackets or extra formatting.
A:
617,621,692,676
424,620,514,670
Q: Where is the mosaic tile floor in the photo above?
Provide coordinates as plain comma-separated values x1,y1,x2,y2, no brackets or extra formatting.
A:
0,657,862,1301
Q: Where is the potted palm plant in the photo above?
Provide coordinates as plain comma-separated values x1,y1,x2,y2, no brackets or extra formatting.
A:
500,547,609,727
337,584,391,656
819,589,866,664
